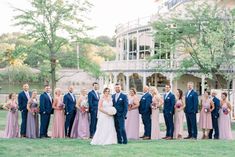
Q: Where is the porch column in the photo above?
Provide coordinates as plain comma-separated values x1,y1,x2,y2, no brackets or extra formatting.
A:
126,74,130,92
201,75,205,95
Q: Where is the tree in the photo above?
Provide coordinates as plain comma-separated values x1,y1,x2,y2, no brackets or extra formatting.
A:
14,0,93,94
152,1,235,90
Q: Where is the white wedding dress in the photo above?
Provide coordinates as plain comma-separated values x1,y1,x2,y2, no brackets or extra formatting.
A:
91,99,117,145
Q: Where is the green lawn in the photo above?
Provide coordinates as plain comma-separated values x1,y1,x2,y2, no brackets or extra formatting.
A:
0,139,234,157
0,110,235,157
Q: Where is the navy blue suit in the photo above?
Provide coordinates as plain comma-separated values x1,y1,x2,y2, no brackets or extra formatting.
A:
138,92,152,137
163,92,176,138
63,93,76,137
88,90,99,137
39,92,53,137
18,91,31,136
185,90,199,138
209,96,220,139
112,93,128,144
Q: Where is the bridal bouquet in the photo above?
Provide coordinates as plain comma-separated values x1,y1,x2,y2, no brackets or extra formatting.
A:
80,101,89,113
106,107,117,116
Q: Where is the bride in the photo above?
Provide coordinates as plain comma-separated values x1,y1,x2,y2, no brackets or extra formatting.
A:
91,87,117,145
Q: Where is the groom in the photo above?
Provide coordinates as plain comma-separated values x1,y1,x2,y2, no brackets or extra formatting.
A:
112,83,128,144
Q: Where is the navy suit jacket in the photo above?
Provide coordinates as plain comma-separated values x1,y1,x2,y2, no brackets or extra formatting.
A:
88,90,99,111
18,91,31,111
139,92,152,114
63,93,76,114
39,92,53,114
212,96,220,118
163,92,176,114
185,90,199,113
112,93,128,118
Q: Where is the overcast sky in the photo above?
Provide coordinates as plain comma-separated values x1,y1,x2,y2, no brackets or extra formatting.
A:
0,0,157,37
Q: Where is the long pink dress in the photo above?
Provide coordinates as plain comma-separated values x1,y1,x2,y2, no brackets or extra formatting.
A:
218,103,233,140
125,96,139,140
173,99,184,138
51,98,65,138
199,99,212,129
71,96,90,139
151,96,161,140
4,101,19,138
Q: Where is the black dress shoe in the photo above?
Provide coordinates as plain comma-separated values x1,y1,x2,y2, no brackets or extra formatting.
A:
140,135,145,138
184,136,192,139
46,135,51,138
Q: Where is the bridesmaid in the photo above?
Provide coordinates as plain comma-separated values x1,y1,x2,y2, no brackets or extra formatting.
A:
218,92,233,140
71,88,90,139
150,87,163,140
199,91,214,139
173,89,185,139
51,88,65,138
125,88,140,140
4,93,19,138
26,90,39,138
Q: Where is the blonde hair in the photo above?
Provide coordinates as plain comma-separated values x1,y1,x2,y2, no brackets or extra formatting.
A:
150,87,159,96
54,88,61,95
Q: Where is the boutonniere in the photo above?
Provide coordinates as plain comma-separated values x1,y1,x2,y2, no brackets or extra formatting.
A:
142,98,145,100
189,95,192,97
119,98,123,101
167,97,170,99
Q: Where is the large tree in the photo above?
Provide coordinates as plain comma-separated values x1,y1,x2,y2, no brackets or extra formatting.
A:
14,0,93,93
152,1,235,90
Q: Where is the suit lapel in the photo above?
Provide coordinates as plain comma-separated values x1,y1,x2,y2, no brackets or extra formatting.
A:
22,91,29,101
93,90,99,100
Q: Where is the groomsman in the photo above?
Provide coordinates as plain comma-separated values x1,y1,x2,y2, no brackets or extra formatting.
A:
18,83,31,137
162,84,176,140
139,86,152,140
64,85,76,137
88,82,100,138
208,91,220,139
39,84,53,138
184,82,199,139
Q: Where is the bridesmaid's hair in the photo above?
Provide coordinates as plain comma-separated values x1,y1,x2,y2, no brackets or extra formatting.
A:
150,87,159,96
8,93,13,99
177,89,183,100
130,88,137,95
222,92,227,97
103,87,110,94
54,88,61,95
204,90,210,95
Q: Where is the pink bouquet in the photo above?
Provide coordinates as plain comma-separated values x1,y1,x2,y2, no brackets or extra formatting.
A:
59,102,65,109
223,108,229,115
10,107,17,113
175,103,181,109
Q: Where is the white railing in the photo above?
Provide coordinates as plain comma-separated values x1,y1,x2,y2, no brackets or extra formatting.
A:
101,59,235,72
115,16,153,36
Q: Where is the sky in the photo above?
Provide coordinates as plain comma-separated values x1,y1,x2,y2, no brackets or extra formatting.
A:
0,0,158,37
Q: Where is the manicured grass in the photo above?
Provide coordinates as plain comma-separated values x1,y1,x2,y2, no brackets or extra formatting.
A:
0,110,235,157
0,139,234,157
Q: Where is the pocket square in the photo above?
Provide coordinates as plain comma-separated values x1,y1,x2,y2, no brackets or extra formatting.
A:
167,97,170,99
119,98,122,101
142,98,145,100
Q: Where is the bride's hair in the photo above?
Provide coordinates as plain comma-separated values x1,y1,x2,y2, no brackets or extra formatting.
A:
103,87,110,94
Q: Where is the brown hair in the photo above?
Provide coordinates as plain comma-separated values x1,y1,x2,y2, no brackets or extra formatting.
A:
8,93,14,99
177,89,183,100
103,87,110,94
130,88,137,95
222,92,227,98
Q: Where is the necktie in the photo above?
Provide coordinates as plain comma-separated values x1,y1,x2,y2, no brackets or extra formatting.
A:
115,93,119,102
25,92,30,100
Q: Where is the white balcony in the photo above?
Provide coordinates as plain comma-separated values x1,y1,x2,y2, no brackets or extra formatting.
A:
101,59,235,73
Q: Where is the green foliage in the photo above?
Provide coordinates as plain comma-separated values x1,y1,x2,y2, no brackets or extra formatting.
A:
95,36,115,47
58,51,77,68
152,1,235,88
79,56,102,78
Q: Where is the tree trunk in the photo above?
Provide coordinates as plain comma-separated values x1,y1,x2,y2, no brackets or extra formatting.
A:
50,52,57,97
